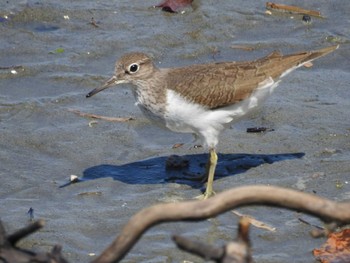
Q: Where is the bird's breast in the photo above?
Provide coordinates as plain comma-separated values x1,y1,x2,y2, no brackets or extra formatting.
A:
133,85,167,126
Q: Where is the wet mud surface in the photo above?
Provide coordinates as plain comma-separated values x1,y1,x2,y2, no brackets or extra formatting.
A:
0,1,349,262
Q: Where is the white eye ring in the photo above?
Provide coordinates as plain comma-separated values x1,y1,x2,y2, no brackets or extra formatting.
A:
129,63,139,73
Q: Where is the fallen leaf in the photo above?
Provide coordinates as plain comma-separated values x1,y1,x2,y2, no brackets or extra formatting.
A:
155,0,193,13
313,229,350,263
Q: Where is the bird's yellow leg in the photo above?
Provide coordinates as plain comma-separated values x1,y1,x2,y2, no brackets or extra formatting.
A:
197,148,218,199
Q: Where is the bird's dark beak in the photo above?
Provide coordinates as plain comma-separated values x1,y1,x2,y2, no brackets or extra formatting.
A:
86,76,118,98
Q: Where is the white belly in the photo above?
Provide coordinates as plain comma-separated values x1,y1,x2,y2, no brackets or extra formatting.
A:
164,77,279,148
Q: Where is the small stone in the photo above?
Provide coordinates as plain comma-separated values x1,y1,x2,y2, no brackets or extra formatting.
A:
311,172,325,179
303,62,313,68
70,175,79,183
335,180,344,189
88,120,98,127
322,148,340,154
302,14,311,23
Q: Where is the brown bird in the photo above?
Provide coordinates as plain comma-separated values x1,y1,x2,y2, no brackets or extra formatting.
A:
87,45,338,199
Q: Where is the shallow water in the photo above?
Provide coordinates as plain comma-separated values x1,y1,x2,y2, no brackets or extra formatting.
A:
0,0,350,262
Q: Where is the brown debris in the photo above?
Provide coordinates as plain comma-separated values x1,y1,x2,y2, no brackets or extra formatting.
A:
90,17,99,28
266,2,323,18
232,210,276,231
68,108,134,122
172,143,184,149
313,229,350,263
155,0,193,13
230,45,255,51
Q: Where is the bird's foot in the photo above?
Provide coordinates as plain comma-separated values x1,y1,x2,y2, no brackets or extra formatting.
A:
195,190,216,200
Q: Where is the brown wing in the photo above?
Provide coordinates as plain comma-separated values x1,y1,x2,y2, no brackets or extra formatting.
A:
166,45,338,109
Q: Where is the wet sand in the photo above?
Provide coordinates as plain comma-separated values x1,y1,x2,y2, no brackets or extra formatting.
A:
0,1,349,262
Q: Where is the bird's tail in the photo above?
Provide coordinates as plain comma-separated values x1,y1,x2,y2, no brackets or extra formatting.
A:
260,45,339,80
290,44,339,65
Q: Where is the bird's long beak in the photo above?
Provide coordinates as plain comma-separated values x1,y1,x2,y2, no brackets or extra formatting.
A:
86,75,118,98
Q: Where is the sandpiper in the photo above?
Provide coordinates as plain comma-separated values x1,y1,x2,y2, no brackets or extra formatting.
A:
87,45,338,199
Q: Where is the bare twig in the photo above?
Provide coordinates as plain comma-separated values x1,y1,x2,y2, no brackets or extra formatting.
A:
92,185,350,263
266,2,323,18
231,210,276,231
68,109,133,122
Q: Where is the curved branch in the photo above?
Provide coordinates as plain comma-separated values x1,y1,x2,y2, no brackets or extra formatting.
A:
92,185,350,263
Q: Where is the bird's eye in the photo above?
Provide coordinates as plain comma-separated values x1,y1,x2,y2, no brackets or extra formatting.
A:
129,63,139,73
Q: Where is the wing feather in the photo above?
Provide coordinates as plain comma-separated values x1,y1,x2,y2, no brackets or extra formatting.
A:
165,45,338,109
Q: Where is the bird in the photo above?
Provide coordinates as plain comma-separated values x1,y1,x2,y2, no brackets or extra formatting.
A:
86,45,338,199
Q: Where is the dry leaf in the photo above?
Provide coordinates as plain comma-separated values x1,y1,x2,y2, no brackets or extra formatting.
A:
313,229,350,263
155,0,193,13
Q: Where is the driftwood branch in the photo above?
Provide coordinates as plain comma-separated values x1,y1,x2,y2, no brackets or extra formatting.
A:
93,185,350,263
0,220,69,263
2,186,350,262
7,219,45,245
173,217,252,263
